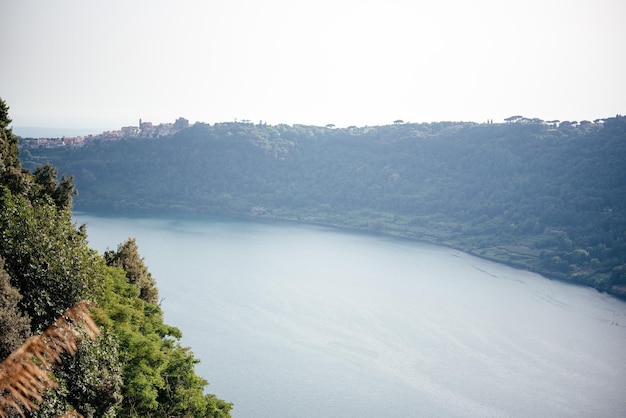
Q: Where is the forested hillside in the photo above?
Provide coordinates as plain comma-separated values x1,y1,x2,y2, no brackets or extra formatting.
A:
1,98,232,417
21,117,626,298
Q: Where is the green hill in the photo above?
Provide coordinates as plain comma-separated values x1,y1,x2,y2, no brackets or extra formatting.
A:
21,117,626,298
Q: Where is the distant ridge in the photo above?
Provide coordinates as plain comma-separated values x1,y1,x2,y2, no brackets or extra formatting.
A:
21,116,626,298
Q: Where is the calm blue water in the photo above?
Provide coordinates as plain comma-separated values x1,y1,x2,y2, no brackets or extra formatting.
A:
75,213,626,418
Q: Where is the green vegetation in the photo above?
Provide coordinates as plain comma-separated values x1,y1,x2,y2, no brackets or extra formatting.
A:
1,97,232,416
21,116,626,298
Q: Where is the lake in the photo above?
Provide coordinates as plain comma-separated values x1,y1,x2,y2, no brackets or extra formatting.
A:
74,212,626,418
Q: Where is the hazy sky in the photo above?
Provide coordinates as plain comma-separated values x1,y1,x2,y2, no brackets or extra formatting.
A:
2,0,625,133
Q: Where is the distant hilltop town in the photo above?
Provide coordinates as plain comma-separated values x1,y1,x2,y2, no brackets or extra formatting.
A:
18,114,615,149
19,117,190,148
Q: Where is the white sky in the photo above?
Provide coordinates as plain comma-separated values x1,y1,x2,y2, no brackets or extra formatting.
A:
1,0,625,133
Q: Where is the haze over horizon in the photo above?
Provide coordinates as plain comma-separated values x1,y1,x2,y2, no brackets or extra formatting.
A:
2,0,625,137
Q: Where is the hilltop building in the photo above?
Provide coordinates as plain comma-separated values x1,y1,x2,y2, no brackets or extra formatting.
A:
173,117,189,130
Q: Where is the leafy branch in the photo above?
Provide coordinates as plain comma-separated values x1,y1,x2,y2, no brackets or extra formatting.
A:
0,301,100,418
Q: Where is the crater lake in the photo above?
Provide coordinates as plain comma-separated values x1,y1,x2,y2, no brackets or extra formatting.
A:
75,212,626,418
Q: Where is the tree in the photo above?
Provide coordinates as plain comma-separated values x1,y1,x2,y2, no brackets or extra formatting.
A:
32,163,76,209
504,115,523,123
156,344,233,417
546,120,560,128
46,331,123,418
0,257,31,361
104,238,159,304
0,98,29,196
0,301,100,418
0,189,98,332
93,263,225,417
0,98,19,170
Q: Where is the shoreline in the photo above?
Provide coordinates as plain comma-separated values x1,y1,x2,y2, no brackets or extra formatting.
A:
73,206,626,303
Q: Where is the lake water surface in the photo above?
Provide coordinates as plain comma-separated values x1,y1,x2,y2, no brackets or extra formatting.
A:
75,213,626,418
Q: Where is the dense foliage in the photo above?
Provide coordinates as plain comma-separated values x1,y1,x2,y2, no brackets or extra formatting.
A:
1,97,232,417
21,117,626,297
